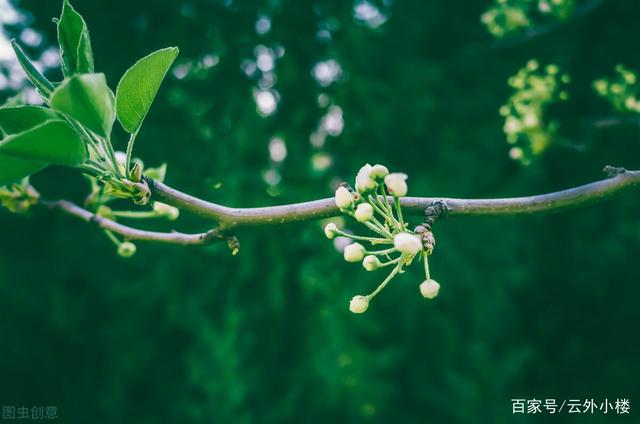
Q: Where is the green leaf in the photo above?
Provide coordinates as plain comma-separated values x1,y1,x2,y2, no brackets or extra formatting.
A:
144,163,167,182
11,40,55,98
0,120,87,166
116,47,179,134
0,155,45,187
57,0,94,76
50,73,115,138
0,106,60,135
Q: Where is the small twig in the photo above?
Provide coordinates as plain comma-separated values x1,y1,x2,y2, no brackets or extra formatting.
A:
42,200,224,246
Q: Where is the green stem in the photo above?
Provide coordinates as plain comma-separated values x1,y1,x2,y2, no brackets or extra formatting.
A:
335,229,389,244
363,221,391,238
77,163,104,177
365,246,397,256
65,118,96,145
369,220,394,238
374,191,401,232
125,131,138,175
378,185,397,221
369,215,392,234
366,262,403,300
64,118,110,174
111,210,160,219
379,256,401,268
379,184,394,211
348,209,393,238
86,142,103,161
76,122,119,177
423,251,431,280
369,194,395,230
367,195,392,224
394,197,406,230
104,229,121,246
104,137,121,176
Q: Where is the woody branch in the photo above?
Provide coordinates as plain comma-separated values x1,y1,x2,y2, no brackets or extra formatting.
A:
146,167,640,229
41,167,639,247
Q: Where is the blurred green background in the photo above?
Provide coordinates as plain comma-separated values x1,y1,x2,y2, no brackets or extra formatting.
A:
0,0,639,422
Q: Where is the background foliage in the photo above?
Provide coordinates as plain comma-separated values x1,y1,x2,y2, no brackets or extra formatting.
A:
0,0,638,422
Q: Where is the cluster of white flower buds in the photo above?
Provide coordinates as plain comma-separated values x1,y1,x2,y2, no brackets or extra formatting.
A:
482,0,576,39
500,60,569,165
324,164,441,314
593,64,640,114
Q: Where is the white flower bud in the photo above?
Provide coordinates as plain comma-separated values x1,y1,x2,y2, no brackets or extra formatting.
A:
538,0,551,13
349,295,369,313
504,116,522,134
593,79,608,96
153,202,180,220
362,255,381,271
523,113,538,128
509,147,523,160
115,151,127,166
370,164,389,180
324,222,338,239
118,241,137,258
114,151,127,175
419,279,440,299
625,96,637,110
355,164,377,193
96,205,113,219
393,232,422,256
354,203,374,223
384,173,408,197
334,186,353,209
343,242,366,262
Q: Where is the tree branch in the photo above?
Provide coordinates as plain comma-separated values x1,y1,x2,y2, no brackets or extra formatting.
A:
145,168,640,230
38,168,639,252
43,200,223,245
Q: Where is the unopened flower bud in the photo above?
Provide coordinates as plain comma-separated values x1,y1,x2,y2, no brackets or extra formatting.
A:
118,241,137,258
114,151,128,175
393,232,422,256
384,173,408,197
324,222,338,239
129,162,143,182
96,205,113,219
419,279,440,299
355,164,377,193
362,255,381,271
509,147,523,161
335,186,354,209
349,295,369,313
153,202,180,220
370,164,389,180
115,151,127,166
343,242,366,262
523,113,538,128
593,79,608,96
354,203,374,223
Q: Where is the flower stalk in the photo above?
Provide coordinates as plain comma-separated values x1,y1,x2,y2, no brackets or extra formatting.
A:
327,163,441,313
